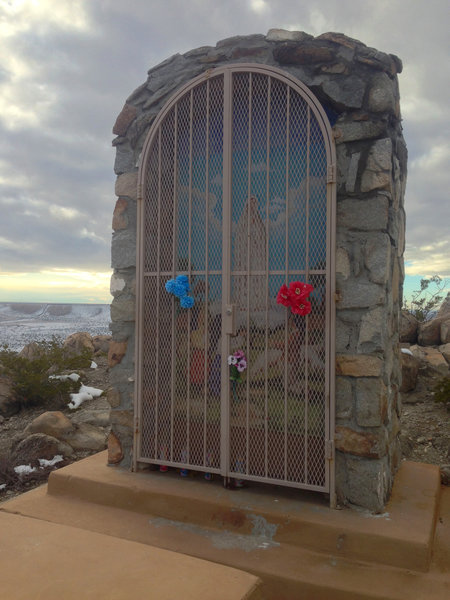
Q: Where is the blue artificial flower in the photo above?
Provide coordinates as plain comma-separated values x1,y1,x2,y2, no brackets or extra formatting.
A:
172,282,187,298
165,279,177,294
180,295,194,309
175,275,190,294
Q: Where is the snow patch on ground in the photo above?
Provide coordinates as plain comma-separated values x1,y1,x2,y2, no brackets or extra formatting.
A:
14,464,36,475
38,455,64,468
49,373,80,382
69,384,103,409
0,302,110,352
13,455,64,477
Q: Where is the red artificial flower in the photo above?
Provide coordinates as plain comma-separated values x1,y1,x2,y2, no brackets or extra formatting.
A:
277,280,314,316
290,299,312,316
276,283,291,307
288,281,314,300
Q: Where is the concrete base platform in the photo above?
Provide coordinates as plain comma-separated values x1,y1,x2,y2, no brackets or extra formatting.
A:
0,512,262,600
2,451,449,599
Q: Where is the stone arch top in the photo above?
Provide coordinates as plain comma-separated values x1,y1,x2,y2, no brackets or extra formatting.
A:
137,63,336,188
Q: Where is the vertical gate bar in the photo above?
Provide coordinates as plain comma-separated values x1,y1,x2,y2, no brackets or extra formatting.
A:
284,85,291,480
304,106,311,482
134,157,145,468
185,88,194,462
203,80,210,466
327,169,337,503
245,72,253,475
264,76,271,478
221,72,232,476
170,103,179,462
154,128,162,459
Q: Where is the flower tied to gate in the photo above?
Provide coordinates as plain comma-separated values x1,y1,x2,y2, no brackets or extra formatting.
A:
165,275,195,309
228,350,247,382
276,281,314,316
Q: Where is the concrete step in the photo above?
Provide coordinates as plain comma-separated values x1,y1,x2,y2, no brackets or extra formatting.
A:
0,511,263,600
3,483,449,600
45,451,440,572
2,452,448,600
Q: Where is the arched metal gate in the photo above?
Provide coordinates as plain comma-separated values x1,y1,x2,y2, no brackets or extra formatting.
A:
135,64,336,495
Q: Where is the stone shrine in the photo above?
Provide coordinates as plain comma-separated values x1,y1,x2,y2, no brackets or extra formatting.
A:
108,30,407,512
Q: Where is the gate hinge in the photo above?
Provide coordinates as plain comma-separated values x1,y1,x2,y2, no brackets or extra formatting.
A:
137,183,144,202
325,439,334,460
327,164,336,183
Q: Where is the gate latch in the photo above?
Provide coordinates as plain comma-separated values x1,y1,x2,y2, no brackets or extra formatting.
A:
224,304,237,336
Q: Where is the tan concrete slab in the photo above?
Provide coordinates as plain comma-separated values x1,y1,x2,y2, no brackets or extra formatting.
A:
43,451,440,571
2,453,448,600
3,485,449,600
0,511,262,600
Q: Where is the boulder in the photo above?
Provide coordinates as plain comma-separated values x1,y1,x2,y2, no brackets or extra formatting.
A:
418,318,442,346
400,310,418,344
63,332,94,356
12,433,74,462
439,343,450,364
92,335,111,355
62,422,107,451
437,292,450,318
23,410,107,451
440,318,450,344
71,404,110,428
24,411,75,438
18,342,45,360
400,351,420,392
0,376,20,418
410,345,449,373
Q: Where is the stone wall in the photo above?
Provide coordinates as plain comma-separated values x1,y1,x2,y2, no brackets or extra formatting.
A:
109,29,407,511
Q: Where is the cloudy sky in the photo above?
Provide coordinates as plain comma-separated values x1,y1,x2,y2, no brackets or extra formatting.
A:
0,0,448,303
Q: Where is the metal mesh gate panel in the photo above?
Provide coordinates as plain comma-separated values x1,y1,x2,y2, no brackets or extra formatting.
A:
136,65,334,492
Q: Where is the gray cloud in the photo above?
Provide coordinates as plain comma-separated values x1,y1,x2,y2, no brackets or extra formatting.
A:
0,0,448,291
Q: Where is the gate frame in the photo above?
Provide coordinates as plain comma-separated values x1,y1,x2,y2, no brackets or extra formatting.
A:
133,63,336,506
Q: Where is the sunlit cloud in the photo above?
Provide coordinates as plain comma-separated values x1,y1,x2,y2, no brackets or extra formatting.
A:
250,0,269,14
405,239,450,278
49,205,82,220
0,0,92,130
0,0,91,35
0,269,111,303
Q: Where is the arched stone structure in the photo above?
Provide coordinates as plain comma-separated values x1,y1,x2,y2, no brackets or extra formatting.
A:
109,30,407,512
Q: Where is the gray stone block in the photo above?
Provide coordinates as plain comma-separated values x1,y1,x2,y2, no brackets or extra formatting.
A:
111,229,136,269
339,279,384,309
266,29,313,43
336,377,353,420
364,233,392,285
357,306,385,353
344,454,391,512
335,121,387,145
337,196,389,231
361,138,393,193
114,143,136,175
335,317,356,352
345,152,360,193
321,75,365,109
368,72,396,113
110,297,135,323
355,378,387,427
115,172,138,200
